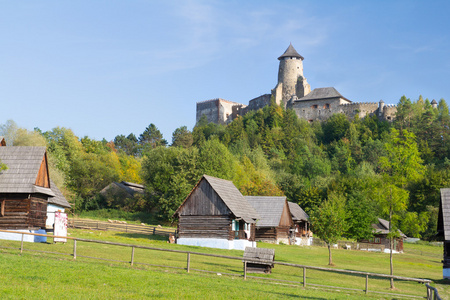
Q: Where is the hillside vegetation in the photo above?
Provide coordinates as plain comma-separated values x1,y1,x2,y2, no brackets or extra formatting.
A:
1,95,450,241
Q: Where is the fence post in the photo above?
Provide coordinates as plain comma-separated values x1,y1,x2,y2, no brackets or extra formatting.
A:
186,252,190,273
73,240,77,260
244,261,247,280
153,227,156,235
20,233,24,254
303,267,306,287
131,246,135,266
365,274,369,294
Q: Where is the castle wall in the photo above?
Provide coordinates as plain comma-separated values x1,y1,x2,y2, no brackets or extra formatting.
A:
292,98,347,122
197,99,244,125
339,102,379,119
241,94,271,115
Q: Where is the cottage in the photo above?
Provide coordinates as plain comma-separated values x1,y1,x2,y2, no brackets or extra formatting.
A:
46,179,71,231
438,188,450,279
288,201,312,245
360,218,406,253
246,196,294,244
174,175,259,250
100,181,145,199
0,146,54,242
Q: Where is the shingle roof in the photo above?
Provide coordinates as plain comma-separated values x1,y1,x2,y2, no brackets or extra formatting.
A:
278,43,304,60
288,202,309,221
439,188,450,240
202,175,260,223
373,218,406,238
0,147,54,196
48,180,71,208
296,87,350,102
245,196,287,227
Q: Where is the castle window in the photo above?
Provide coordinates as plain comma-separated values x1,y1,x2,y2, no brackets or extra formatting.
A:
324,103,330,109
308,119,313,123
312,105,318,109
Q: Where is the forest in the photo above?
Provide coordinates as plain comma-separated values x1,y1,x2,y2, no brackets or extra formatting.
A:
1,95,449,241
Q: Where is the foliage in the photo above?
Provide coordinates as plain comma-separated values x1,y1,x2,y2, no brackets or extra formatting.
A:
309,192,347,265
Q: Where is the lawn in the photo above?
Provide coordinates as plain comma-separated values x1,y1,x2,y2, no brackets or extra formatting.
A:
0,228,448,299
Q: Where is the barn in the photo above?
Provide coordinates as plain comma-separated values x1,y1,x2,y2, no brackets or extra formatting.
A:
174,175,259,250
288,201,312,245
246,196,294,244
0,146,54,242
359,218,406,253
439,188,450,279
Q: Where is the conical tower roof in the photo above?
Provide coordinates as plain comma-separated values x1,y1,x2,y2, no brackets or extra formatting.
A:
278,43,304,60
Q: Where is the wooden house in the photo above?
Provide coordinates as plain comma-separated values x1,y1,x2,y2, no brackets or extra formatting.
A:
439,188,450,279
46,179,71,231
174,175,260,250
0,146,54,242
245,196,294,244
288,201,312,245
99,181,145,207
359,218,406,253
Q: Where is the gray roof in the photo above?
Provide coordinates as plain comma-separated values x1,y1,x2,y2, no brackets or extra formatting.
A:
245,196,287,227
373,218,406,238
431,99,438,104
0,147,54,196
48,179,71,208
439,188,450,240
101,181,145,197
296,87,350,102
278,43,304,60
203,175,260,223
288,202,309,221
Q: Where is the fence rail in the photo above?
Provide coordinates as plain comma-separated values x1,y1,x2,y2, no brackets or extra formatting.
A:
0,229,440,299
68,218,176,237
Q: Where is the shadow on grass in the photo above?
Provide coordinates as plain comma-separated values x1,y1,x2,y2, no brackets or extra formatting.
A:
116,232,168,242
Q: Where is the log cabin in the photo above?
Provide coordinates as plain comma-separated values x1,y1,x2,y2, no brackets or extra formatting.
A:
245,196,294,244
439,188,450,279
174,175,260,250
359,218,406,253
288,201,312,245
0,146,55,242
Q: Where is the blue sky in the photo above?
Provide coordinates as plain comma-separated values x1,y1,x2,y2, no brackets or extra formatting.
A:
1,1,449,142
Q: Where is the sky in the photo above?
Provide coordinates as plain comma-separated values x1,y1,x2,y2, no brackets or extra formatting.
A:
1,0,450,142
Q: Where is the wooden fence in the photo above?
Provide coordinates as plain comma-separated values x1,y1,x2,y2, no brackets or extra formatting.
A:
68,218,176,237
0,229,441,299
312,238,386,252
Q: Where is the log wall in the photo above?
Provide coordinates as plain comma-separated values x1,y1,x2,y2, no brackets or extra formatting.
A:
0,194,48,229
178,215,231,239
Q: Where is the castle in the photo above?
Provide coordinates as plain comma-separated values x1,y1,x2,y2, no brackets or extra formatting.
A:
196,44,434,125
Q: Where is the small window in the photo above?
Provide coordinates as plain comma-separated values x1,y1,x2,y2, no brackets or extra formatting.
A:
324,103,330,109
311,105,318,109
308,119,313,123
374,237,381,244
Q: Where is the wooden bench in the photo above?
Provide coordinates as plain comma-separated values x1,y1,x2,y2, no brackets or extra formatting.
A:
243,247,275,274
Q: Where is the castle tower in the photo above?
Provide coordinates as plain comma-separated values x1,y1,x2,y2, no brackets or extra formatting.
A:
431,99,438,109
273,43,311,108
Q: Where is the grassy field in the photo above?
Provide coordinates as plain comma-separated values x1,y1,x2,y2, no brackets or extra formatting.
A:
0,228,448,299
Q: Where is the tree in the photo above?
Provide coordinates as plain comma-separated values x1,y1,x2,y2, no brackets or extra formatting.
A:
377,128,424,289
171,126,193,148
139,123,167,150
309,192,347,265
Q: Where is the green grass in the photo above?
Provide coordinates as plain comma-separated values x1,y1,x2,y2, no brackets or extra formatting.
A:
73,209,162,225
0,229,448,299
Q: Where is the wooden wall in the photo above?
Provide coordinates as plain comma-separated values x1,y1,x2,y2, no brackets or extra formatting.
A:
0,194,48,229
179,180,231,216
178,215,231,239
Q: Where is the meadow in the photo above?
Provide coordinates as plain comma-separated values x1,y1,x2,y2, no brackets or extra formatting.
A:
0,228,448,299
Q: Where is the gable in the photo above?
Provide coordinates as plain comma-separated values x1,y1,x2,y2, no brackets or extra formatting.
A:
177,178,231,216
279,202,293,227
35,152,50,188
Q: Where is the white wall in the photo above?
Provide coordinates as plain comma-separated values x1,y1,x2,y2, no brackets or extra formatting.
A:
46,204,65,229
177,238,256,250
0,229,47,243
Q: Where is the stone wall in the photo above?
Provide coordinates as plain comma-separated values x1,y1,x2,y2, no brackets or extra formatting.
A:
241,94,271,115
196,98,244,125
292,98,346,122
339,102,379,119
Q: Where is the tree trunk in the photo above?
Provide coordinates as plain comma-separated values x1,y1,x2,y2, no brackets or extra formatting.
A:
389,205,395,289
327,243,332,265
